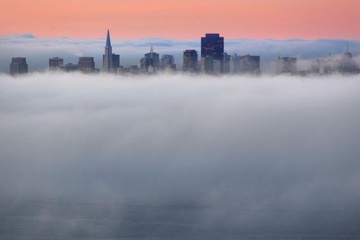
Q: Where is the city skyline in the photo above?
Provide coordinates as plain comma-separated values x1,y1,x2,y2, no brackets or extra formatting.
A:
1,0,360,40
4,31,360,75
2,1,360,238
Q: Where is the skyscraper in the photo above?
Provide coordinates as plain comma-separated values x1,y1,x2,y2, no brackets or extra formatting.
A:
239,54,261,74
49,57,64,71
103,29,113,72
201,33,224,74
140,47,160,73
161,54,176,71
276,57,297,75
112,54,120,70
78,57,95,73
183,50,198,73
10,57,28,75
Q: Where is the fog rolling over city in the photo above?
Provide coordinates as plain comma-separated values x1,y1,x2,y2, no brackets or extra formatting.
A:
1,73,360,239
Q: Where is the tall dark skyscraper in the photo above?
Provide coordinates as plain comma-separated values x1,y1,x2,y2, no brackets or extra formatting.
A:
112,54,120,70
103,29,113,72
201,34,224,60
140,47,160,73
10,57,28,75
183,50,198,72
201,33,224,74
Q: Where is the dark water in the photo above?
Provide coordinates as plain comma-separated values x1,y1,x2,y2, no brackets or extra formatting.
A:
1,198,359,239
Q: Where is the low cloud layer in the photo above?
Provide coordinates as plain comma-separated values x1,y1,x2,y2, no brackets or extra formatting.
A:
1,34,360,74
1,73,360,239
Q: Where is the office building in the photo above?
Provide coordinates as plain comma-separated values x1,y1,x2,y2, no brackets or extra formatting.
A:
337,47,359,74
10,57,28,75
140,47,160,73
161,54,176,71
103,29,113,72
230,54,240,74
223,53,231,74
200,55,214,74
201,33,224,74
239,54,261,74
102,30,120,73
311,48,360,75
49,57,64,71
276,57,297,74
112,54,120,70
183,50,198,73
78,57,95,73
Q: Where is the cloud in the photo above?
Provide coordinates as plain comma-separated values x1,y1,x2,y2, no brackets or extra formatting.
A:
0,73,360,239
1,34,360,74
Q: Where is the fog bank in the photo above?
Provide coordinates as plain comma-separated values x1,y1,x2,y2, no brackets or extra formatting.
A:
1,73,360,239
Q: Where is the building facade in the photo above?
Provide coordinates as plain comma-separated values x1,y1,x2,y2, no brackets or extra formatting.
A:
161,54,176,71
49,57,64,71
201,33,224,74
183,50,198,73
78,57,95,73
103,29,113,72
140,47,160,73
276,57,297,75
239,55,261,74
10,57,28,75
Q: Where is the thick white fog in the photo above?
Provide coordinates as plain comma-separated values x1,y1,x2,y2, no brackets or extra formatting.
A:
1,73,360,239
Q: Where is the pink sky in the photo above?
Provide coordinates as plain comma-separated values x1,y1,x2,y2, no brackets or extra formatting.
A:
1,0,359,39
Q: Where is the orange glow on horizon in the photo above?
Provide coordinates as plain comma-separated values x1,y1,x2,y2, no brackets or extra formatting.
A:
1,0,359,40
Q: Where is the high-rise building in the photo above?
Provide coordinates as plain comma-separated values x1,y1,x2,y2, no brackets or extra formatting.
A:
103,54,120,72
311,47,360,75
10,57,28,75
78,57,95,73
230,54,241,74
276,57,297,75
183,50,198,73
103,29,120,72
140,47,160,73
201,33,224,74
201,55,214,74
112,54,120,70
337,47,359,74
161,54,176,71
103,29,113,72
239,54,261,74
223,53,231,74
49,57,64,71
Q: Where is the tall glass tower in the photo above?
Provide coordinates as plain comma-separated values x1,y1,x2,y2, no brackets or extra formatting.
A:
201,33,224,60
201,33,224,73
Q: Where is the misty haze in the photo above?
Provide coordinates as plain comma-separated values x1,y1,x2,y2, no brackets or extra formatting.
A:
1,73,360,239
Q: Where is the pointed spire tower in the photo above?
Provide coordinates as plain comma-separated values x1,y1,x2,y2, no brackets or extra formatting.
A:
103,29,113,72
